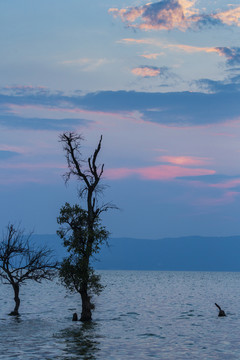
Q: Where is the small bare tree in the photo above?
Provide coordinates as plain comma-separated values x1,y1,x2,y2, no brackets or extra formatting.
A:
0,224,58,316
58,132,116,321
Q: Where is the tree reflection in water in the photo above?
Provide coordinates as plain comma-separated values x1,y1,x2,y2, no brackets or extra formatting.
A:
56,321,101,359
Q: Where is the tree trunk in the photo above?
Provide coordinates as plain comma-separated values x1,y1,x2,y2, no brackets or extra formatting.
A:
9,283,20,316
80,288,92,322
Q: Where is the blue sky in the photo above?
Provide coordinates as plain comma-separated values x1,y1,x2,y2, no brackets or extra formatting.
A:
0,0,240,238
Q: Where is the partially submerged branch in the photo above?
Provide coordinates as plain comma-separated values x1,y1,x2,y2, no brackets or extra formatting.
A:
215,303,226,317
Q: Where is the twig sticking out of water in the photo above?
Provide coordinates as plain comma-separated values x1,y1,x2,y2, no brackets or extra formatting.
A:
215,303,226,317
72,313,78,321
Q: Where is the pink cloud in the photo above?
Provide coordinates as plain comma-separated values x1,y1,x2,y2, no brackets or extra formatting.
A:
212,132,236,138
198,191,240,206
0,161,68,185
168,44,218,54
132,66,161,77
61,58,92,65
109,1,192,31
106,165,215,180
0,175,43,185
0,145,28,154
60,58,110,71
160,155,211,166
3,85,47,93
0,162,66,170
110,2,240,31
105,168,133,180
119,38,227,61
140,53,163,59
109,1,199,31
109,7,144,22
213,6,240,27
5,103,132,122
118,38,154,45
210,178,240,189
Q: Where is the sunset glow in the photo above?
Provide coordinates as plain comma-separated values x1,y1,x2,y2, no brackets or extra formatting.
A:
0,0,239,239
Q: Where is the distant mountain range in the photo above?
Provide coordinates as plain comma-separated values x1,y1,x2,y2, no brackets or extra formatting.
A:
32,234,240,272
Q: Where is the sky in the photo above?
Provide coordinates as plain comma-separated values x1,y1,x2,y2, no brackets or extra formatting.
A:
0,0,240,239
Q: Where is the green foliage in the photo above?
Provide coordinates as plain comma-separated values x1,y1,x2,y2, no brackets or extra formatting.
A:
59,257,104,296
57,202,109,256
57,202,108,296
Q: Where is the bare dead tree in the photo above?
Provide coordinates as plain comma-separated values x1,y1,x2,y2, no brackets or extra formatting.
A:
0,223,58,316
58,132,116,321
60,132,115,216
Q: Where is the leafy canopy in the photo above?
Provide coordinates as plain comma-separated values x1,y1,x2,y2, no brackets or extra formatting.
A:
57,202,109,295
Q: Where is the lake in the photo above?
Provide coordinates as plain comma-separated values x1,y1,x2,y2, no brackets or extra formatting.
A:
0,271,240,359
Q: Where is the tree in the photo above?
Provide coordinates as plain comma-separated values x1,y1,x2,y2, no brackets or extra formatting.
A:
0,224,58,316
58,132,115,321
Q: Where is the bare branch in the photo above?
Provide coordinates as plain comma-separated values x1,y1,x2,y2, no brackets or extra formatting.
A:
59,132,90,188
59,132,106,215
0,223,58,315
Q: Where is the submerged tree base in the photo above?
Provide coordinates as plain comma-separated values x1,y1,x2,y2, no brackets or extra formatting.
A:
72,312,78,321
80,315,92,322
72,312,92,322
8,311,20,316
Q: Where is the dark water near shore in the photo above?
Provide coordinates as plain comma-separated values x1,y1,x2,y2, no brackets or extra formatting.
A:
1,271,240,359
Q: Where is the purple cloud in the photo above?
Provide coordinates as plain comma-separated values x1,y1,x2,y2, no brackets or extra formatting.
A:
216,47,240,66
0,85,239,128
195,74,240,93
0,150,20,161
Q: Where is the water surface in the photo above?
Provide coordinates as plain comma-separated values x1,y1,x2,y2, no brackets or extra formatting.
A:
0,271,240,359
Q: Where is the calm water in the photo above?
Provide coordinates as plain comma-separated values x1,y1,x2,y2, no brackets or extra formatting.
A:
1,271,240,359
